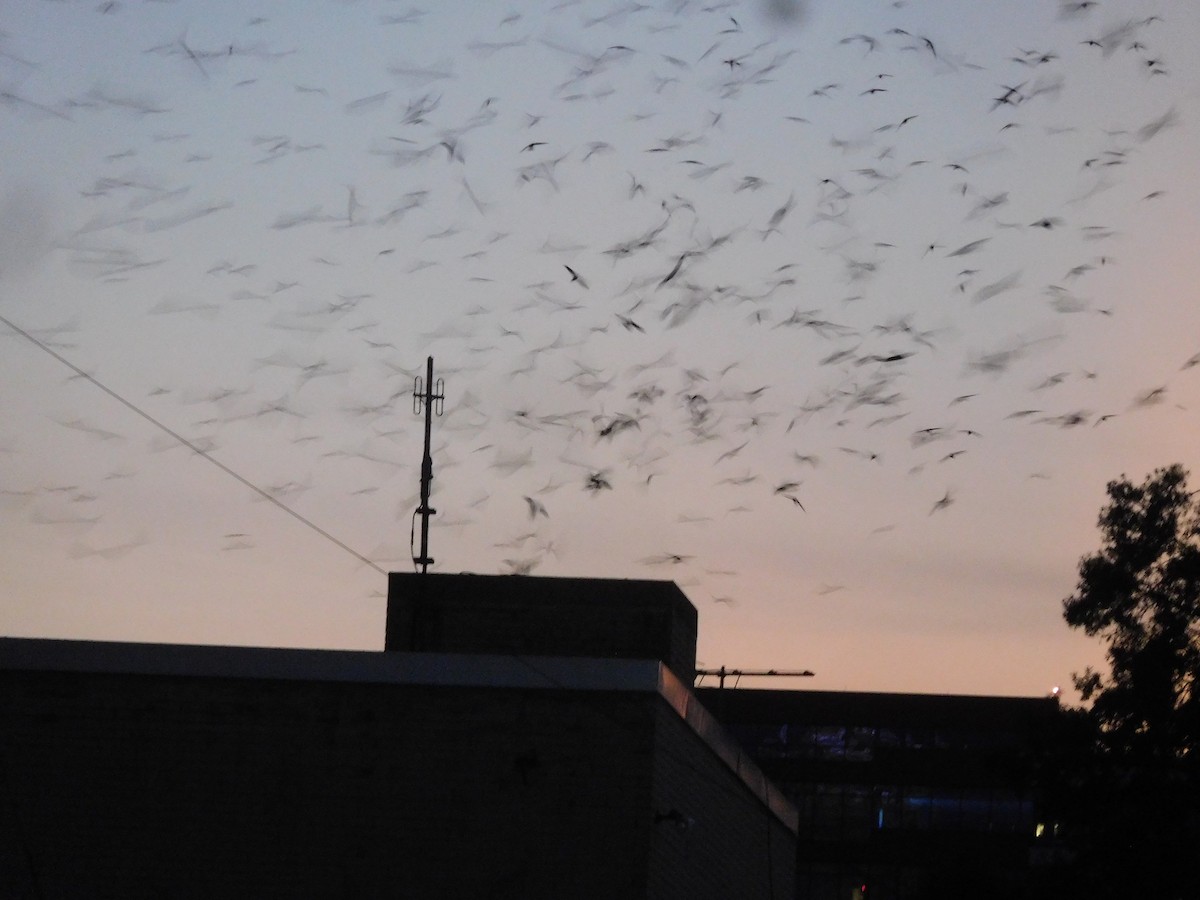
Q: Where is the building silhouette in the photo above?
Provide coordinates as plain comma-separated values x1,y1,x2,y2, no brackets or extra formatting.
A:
1,572,1067,898
698,687,1062,898
0,574,796,898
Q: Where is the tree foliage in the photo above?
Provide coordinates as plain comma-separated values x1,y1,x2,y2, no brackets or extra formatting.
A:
1063,463,1200,761
1051,465,1200,899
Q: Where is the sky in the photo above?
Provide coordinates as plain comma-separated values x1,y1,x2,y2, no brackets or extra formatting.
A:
2,0,1198,699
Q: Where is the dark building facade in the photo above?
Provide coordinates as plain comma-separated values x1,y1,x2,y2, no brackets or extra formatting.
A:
697,687,1062,900
0,575,796,899
0,571,1070,898
384,572,699,685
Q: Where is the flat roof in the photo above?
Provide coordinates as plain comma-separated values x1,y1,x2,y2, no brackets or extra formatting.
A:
695,685,1059,729
0,637,797,832
0,636,666,690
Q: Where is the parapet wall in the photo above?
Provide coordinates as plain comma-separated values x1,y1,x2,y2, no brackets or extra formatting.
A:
385,573,698,684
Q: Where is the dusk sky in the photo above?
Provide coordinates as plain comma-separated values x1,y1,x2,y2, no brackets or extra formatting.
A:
2,0,1198,699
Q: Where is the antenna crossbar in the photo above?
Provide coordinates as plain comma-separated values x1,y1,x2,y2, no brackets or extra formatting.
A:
694,667,816,689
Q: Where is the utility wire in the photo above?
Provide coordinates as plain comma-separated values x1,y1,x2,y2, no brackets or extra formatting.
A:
0,312,385,576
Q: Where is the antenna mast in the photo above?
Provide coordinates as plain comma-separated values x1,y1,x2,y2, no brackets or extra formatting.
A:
695,667,816,689
412,356,444,574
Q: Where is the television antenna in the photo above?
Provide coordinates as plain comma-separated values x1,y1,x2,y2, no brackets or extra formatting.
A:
694,667,815,690
412,356,444,574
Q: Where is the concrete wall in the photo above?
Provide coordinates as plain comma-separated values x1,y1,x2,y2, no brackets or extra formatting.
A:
385,573,699,684
650,700,797,899
0,646,794,899
0,668,656,897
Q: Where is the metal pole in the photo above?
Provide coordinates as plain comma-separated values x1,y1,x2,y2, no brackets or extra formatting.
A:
414,355,442,574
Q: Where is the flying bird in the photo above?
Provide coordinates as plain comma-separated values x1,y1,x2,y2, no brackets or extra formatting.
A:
523,496,549,519
930,490,955,515
563,265,589,288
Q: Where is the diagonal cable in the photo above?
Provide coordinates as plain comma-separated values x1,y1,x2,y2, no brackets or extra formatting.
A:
0,311,385,576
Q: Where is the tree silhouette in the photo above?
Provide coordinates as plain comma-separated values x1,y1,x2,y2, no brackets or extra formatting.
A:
1051,464,1200,898
1064,464,1200,760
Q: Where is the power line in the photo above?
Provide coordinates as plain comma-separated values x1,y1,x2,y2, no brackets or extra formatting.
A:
0,312,385,576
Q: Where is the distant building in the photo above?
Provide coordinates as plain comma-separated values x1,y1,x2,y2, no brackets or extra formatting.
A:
697,686,1061,899
0,574,796,898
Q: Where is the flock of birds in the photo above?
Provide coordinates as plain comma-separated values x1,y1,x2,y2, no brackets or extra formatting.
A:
1,0,1197,685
